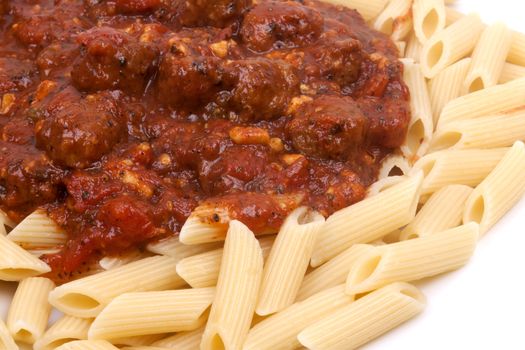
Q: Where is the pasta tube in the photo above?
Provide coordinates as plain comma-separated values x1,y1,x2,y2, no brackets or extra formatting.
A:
311,172,423,267
88,287,215,340
405,33,423,62
7,277,55,344
0,318,18,350
256,208,324,315
345,224,479,295
200,221,263,350
55,340,119,350
6,209,66,249
151,326,204,349
464,141,525,235
421,13,483,78
244,285,353,350
499,62,525,84
0,233,51,281
49,256,185,318
146,236,222,263
374,0,413,40
400,185,473,240
413,0,446,43
34,316,92,350
462,23,512,94
298,283,425,350
508,31,525,66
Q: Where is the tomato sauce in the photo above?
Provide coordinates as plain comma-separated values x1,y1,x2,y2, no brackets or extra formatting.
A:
0,0,410,281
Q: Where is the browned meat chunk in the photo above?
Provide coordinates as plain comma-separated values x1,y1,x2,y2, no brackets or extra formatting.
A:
12,15,57,47
240,1,323,52
181,0,252,27
0,57,34,93
35,89,125,168
71,27,159,94
287,95,368,158
115,0,161,14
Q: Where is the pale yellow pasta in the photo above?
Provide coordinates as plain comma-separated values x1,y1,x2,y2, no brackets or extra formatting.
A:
346,224,479,295
0,233,51,281
7,277,55,344
400,185,473,240
176,236,274,288
464,141,525,235
411,148,508,197
444,6,463,25
88,287,215,340
413,0,446,43
256,208,324,315
6,209,66,249
298,283,425,350
508,31,525,66
27,248,61,258
0,318,18,350
320,0,389,21
55,340,119,350
430,107,525,152
120,347,169,350
378,154,412,180
244,285,353,350
311,172,423,267
201,220,263,350
374,0,413,40
500,62,525,83
179,215,229,245
463,23,512,94
428,58,471,122
49,256,185,318
151,326,204,349
111,335,165,347
296,244,374,301
421,13,483,78
146,236,222,263
438,77,525,127
34,316,92,350
405,33,423,62
98,251,150,270
401,59,434,158
395,40,406,56
367,175,407,197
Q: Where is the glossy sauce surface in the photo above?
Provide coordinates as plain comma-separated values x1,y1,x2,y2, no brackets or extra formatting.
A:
0,0,410,281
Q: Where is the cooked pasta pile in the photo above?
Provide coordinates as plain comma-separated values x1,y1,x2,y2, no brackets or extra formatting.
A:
2,0,525,349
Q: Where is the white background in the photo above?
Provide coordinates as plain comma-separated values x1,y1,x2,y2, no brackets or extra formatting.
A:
365,2,525,349
2,1,525,350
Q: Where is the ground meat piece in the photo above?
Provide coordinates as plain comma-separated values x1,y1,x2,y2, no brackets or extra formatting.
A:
222,58,300,121
287,95,368,158
157,53,221,108
36,42,79,75
240,1,323,52
71,27,159,94
180,0,252,27
34,90,125,168
0,1,9,16
114,0,161,14
12,15,57,47
0,57,34,93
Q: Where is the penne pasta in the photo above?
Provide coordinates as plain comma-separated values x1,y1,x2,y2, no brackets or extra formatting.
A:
296,244,375,301
346,224,479,295
405,33,423,62
311,172,423,267
401,59,434,158
508,31,525,66
200,220,263,350
438,77,525,127
0,318,18,350
411,148,509,197
34,316,93,350
444,6,463,25
7,277,55,344
244,285,353,350
298,283,426,350
462,23,513,94
6,209,66,249
178,215,229,245
499,62,525,84
146,236,222,263
88,287,215,340
428,58,471,122
395,40,406,56
430,107,525,152
176,236,274,288
49,256,185,318
55,340,119,350
0,233,51,281
464,141,525,235
111,335,165,347
400,185,473,240
421,13,483,78
374,0,413,41
320,0,389,21
367,175,407,197
120,347,168,350
413,0,446,43
98,251,150,270
151,326,204,349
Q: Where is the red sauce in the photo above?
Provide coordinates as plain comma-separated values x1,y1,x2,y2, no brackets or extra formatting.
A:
0,0,410,282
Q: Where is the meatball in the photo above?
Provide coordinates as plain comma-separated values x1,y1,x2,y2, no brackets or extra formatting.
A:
240,1,323,52
71,27,159,94
12,15,57,47
35,90,125,168
222,58,300,121
181,0,252,27
115,0,161,14
157,54,222,108
0,57,34,93
286,95,368,158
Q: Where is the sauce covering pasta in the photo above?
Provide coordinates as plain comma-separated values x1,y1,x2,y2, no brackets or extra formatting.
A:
0,0,410,281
